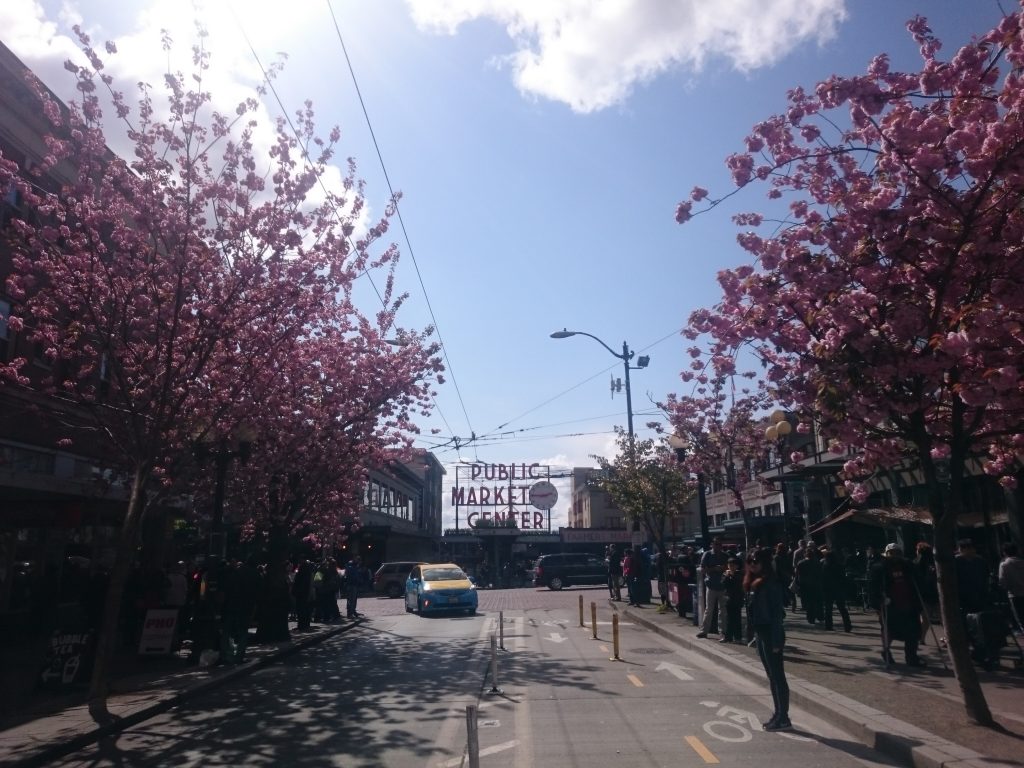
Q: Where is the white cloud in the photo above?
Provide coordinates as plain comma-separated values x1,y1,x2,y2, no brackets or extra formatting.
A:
0,0,366,218
405,0,848,112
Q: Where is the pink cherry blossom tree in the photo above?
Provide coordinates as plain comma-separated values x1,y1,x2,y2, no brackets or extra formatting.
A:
0,30,430,717
224,316,442,641
661,353,774,550
677,8,1024,725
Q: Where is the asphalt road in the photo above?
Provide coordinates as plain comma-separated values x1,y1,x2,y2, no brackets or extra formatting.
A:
50,587,902,767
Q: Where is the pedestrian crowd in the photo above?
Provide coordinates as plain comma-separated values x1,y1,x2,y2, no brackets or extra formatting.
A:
606,534,1024,730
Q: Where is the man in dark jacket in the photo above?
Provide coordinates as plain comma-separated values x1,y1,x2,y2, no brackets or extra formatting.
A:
221,556,261,664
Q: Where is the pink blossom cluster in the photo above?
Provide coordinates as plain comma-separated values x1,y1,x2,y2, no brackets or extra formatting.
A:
677,7,1024,504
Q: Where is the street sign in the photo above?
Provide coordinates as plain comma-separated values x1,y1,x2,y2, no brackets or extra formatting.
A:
39,629,95,688
138,608,179,655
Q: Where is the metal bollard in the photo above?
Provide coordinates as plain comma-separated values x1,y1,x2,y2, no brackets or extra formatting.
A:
488,634,502,694
610,614,621,661
466,705,480,768
591,601,598,639
499,610,505,650
579,594,584,627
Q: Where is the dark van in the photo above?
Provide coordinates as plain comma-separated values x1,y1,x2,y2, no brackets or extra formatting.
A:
533,553,607,591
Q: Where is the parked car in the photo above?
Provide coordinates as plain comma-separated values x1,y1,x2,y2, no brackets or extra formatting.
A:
533,552,608,591
373,561,424,599
405,563,478,615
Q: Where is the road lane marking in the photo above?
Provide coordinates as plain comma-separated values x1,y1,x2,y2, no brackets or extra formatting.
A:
546,632,567,643
627,674,644,688
685,736,720,764
599,644,608,653
655,661,694,681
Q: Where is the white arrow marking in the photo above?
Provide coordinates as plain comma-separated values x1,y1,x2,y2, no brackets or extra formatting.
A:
655,661,694,681
547,632,567,643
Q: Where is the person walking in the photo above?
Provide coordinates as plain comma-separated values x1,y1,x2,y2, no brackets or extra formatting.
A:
345,555,367,619
869,544,926,667
606,545,623,601
820,547,852,632
745,547,791,731
999,542,1024,634
696,538,728,638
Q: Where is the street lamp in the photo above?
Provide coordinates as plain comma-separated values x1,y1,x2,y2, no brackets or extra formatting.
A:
194,422,258,561
667,433,710,548
764,410,794,538
549,329,649,440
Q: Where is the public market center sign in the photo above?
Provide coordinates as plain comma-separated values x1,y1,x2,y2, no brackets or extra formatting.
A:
452,463,556,530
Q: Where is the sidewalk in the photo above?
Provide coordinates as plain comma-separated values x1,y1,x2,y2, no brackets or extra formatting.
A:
620,600,1024,768
0,618,358,768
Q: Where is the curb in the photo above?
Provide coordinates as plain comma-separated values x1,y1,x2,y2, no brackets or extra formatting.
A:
7,621,360,768
619,605,1006,768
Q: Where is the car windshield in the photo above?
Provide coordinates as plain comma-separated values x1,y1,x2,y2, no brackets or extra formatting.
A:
423,567,466,582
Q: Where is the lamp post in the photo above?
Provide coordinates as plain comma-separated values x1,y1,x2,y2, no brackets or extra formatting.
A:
549,329,648,441
667,433,710,548
764,410,794,540
195,423,258,561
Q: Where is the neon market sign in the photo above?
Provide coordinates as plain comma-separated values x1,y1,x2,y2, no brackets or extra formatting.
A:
452,463,556,530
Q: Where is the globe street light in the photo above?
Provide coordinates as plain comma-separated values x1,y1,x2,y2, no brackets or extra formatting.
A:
764,410,795,539
549,329,649,441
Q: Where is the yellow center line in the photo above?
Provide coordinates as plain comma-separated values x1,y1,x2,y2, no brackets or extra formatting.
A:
685,735,720,764
627,673,644,688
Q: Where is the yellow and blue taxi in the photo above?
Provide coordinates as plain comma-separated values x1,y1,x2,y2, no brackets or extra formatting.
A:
404,563,478,615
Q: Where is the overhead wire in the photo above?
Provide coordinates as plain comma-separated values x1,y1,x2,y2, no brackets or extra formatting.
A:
324,0,478,457
227,4,461,443
478,325,686,440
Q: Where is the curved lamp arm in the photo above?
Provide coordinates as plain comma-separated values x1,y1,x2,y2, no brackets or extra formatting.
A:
550,329,629,360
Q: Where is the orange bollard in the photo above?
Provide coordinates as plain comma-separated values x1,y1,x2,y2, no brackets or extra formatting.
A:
579,594,585,628
591,601,598,639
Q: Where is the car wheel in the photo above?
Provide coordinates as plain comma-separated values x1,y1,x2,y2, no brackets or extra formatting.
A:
416,597,424,615
465,607,475,616
386,583,402,599
548,576,564,591
404,598,412,613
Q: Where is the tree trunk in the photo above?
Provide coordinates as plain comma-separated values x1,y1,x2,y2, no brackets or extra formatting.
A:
87,465,149,722
932,512,993,725
256,523,291,643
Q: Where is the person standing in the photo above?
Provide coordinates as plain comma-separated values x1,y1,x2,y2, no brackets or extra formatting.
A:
820,547,852,632
345,555,366,619
795,546,824,625
674,547,695,619
696,538,728,638
623,548,638,606
292,560,314,631
220,556,261,665
773,543,795,610
720,557,744,643
998,543,1024,634
955,539,990,616
869,544,925,667
745,547,791,731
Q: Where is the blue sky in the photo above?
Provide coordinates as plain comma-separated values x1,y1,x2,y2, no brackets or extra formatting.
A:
0,0,1008,528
